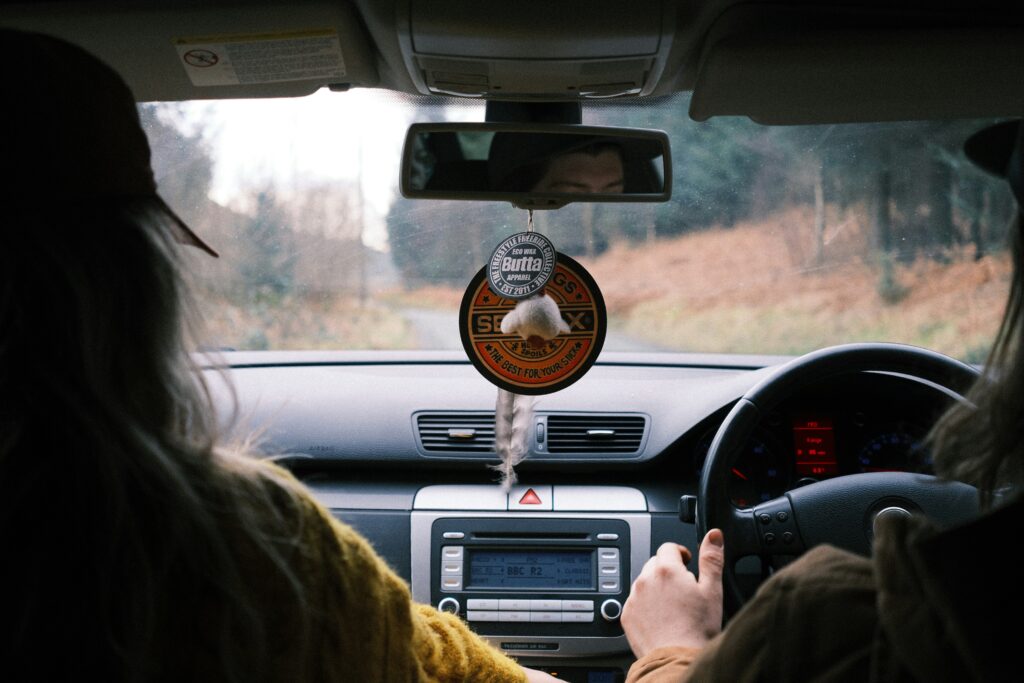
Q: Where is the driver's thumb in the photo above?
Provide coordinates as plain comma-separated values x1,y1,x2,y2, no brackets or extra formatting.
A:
698,528,725,591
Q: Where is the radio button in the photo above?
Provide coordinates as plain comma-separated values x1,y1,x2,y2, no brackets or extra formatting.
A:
529,599,562,611
599,578,620,593
499,599,532,611
442,532,465,540
437,597,460,614
467,611,500,622
601,599,623,622
598,548,619,561
498,611,531,622
596,533,619,541
442,546,464,560
441,576,463,591
530,612,562,623
562,600,594,611
441,562,463,575
467,599,500,610
599,563,619,576
563,611,595,623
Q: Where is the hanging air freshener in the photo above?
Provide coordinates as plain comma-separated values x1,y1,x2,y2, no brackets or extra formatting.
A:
459,211,607,489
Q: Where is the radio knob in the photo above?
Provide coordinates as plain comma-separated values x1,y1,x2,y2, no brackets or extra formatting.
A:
600,599,623,622
438,597,461,615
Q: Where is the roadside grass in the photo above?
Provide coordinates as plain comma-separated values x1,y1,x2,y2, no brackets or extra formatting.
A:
197,292,416,350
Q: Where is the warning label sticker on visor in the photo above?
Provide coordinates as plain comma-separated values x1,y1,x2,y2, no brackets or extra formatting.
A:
174,29,346,87
460,253,606,395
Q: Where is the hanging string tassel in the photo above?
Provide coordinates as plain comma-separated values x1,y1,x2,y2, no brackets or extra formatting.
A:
493,388,534,491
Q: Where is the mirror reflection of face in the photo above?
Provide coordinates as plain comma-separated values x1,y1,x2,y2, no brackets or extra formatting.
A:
531,148,625,194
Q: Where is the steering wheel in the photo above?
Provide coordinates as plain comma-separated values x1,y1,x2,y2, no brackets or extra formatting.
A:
697,342,982,614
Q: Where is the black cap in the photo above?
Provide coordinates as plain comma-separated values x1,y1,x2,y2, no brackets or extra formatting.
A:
964,119,1023,206
0,29,218,257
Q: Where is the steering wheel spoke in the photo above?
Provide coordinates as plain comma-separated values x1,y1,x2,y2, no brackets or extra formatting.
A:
750,496,806,555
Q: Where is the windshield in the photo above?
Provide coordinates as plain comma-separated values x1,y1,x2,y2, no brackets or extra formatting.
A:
143,91,1014,361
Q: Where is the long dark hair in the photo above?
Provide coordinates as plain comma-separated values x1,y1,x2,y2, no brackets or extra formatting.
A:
929,211,1024,507
0,200,309,681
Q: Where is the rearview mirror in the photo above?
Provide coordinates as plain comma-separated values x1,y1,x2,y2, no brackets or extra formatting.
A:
400,123,671,209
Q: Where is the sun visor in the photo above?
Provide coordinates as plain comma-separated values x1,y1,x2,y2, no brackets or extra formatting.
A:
397,0,675,99
690,23,1024,124
0,1,378,101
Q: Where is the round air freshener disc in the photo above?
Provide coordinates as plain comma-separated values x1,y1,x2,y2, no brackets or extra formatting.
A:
461,253,606,395
487,231,557,300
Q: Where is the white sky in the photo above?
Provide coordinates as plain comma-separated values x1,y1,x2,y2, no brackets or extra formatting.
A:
178,88,480,251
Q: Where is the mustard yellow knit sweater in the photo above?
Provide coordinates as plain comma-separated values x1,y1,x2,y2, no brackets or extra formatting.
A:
264,465,527,683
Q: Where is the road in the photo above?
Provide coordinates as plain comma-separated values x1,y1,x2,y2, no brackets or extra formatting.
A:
400,307,665,352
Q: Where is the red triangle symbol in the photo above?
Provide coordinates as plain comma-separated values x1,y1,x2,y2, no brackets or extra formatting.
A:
519,488,542,505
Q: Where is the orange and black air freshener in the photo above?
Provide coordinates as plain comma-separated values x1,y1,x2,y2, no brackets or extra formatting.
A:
460,253,606,395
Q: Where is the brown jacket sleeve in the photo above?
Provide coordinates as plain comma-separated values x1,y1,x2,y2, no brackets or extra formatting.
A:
625,546,878,683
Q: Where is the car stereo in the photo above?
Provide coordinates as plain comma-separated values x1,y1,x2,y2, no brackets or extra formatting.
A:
410,487,651,659
431,517,629,642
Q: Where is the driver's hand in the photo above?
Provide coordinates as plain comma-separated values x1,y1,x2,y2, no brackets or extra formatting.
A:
621,529,725,659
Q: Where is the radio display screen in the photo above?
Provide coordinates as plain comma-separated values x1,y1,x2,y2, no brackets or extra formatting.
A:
467,549,595,590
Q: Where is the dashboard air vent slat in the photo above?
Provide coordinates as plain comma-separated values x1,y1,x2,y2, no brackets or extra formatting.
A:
546,414,646,454
417,413,495,453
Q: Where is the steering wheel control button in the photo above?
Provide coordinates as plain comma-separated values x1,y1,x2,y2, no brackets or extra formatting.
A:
468,599,500,610
438,597,460,614
600,599,623,621
487,232,557,300
751,498,804,555
563,600,594,611
460,254,607,395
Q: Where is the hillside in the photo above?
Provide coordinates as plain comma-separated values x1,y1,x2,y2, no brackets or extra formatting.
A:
578,206,1011,360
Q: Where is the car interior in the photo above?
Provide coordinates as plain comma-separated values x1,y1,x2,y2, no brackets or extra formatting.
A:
3,1,1023,680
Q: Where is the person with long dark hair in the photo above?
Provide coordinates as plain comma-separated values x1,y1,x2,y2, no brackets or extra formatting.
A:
0,28,559,683
621,120,1023,681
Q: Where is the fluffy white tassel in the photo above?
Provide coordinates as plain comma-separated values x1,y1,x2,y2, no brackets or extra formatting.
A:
500,293,570,348
493,388,534,491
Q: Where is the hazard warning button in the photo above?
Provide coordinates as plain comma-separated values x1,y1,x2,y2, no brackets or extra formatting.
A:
508,485,553,511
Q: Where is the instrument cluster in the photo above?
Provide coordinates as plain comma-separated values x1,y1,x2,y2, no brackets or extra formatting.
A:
691,374,950,508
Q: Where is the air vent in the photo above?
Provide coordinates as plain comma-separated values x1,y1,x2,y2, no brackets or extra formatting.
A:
546,414,647,454
416,412,495,453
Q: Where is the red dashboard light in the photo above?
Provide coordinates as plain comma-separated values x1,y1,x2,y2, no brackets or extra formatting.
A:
793,417,838,477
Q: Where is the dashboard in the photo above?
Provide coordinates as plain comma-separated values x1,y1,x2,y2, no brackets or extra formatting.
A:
208,350,962,680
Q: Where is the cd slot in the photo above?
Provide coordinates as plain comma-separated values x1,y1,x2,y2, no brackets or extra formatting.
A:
472,531,590,541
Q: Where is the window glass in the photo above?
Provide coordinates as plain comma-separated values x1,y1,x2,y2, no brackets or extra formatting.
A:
142,91,1014,361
